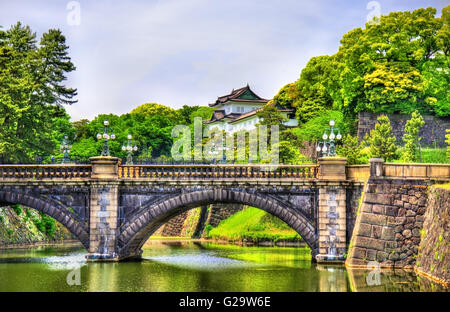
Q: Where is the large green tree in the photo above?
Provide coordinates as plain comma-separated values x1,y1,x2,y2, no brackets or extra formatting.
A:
271,6,450,127
0,22,77,163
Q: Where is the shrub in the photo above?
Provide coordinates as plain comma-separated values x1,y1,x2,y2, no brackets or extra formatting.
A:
402,110,425,162
366,115,398,161
204,224,213,238
11,204,22,216
293,110,347,143
336,134,367,164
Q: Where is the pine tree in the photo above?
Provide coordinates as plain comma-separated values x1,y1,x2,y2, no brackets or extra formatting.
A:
336,134,364,165
0,22,77,163
367,115,398,161
402,110,425,162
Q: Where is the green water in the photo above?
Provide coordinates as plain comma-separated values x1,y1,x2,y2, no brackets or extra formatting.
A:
0,240,447,292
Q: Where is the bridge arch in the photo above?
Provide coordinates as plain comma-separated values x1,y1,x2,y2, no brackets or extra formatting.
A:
0,190,89,249
118,189,318,258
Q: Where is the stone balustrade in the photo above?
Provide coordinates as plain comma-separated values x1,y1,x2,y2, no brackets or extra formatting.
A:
0,164,92,180
119,164,319,180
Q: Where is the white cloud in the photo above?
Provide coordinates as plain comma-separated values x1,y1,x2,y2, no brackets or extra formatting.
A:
0,0,447,120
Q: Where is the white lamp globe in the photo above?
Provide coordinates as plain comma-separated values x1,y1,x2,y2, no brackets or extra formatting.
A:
102,133,108,139
104,120,109,126
96,133,102,140
127,134,132,140
133,146,138,151
322,133,328,140
122,146,126,151
127,145,132,151
329,120,335,127
316,145,321,152
336,133,342,140
110,133,116,140
330,133,335,140
322,145,328,152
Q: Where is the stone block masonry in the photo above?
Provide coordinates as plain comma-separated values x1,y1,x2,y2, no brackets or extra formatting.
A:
205,203,243,228
316,186,347,262
357,111,450,146
346,178,429,269
415,186,450,286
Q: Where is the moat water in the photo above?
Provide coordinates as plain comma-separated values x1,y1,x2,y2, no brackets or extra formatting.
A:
0,240,447,292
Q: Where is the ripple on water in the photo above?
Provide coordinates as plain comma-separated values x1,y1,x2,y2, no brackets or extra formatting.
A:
144,253,264,271
40,252,87,270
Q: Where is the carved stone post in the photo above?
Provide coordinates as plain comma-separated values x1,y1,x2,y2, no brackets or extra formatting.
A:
316,157,347,263
369,158,384,178
86,156,121,261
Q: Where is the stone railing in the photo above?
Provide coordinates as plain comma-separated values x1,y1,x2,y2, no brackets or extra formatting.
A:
119,164,319,180
346,165,370,181
0,164,92,180
369,158,450,180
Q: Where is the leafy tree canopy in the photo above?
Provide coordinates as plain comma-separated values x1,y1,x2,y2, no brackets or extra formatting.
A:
0,22,77,163
271,6,450,125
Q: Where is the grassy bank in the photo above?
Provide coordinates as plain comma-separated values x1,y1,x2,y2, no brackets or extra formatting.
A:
207,207,302,243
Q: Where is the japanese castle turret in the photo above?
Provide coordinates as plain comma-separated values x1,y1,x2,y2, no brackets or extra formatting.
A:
204,84,298,133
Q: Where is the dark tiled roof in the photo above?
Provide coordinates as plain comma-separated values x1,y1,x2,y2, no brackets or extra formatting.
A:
228,104,293,124
204,111,241,124
209,84,268,107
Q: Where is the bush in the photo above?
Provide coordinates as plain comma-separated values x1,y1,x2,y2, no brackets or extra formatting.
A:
336,134,368,164
402,111,425,162
11,204,22,216
366,115,398,161
204,224,213,238
293,110,348,143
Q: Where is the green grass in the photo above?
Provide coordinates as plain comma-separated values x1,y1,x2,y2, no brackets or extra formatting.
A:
208,207,302,242
392,147,449,164
433,183,450,190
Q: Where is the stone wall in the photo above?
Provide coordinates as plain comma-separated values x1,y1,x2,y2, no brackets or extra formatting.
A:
357,112,450,146
154,203,244,238
159,211,190,237
346,178,429,269
415,186,450,286
0,206,73,246
205,203,244,228
346,186,364,244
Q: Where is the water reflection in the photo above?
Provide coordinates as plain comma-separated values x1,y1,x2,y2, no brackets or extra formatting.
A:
0,240,447,292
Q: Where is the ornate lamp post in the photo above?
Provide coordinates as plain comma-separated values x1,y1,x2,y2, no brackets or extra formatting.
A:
96,120,116,156
60,135,72,163
316,119,342,157
121,134,138,164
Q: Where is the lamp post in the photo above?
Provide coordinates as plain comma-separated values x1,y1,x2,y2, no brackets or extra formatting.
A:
60,135,72,164
121,134,138,164
96,120,116,156
316,119,342,157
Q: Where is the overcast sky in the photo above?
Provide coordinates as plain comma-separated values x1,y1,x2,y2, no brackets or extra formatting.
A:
0,0,447,121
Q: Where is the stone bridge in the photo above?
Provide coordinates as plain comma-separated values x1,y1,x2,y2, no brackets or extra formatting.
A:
0,157,448,263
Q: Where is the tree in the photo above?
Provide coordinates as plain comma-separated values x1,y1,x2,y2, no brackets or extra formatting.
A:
270,5,450,124
336,7,449,117
336,134,366,165
0,22,77,163
402,110,425,162
292,110,347,143
366,115,398,161
256,104,287,128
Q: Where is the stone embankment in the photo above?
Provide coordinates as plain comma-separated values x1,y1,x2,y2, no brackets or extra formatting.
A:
154,204,243,238
346,178,429,269
0,205,72,247
346,178,449,287
415,186,449,287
